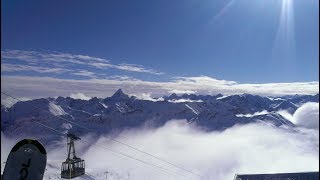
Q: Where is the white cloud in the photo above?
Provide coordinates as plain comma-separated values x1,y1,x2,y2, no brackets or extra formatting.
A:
174,76,237,86
1,50,107,64
277,110,295,123
2,120,317,180
71,70,97,78
170,76,318,96
293,102,319,129
1,50,318,98
92,62,164,75
1,50,163,75
1,63,69,74
116,63,164,75
75,121,320,180
216,95,230,100
131,93,164,102
211,0,235,23
1,75,318,100
91,62,113,68
70,93,92,100
168,99,203,103
278,102,319,130
168,89,197,95
236,110,269,117
108,75,140,81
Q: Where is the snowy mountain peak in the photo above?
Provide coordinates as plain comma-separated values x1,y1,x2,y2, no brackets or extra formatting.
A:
111,89,129,99
168,93,178,99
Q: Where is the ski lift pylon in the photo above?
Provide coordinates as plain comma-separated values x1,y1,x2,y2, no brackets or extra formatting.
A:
61,133,85,179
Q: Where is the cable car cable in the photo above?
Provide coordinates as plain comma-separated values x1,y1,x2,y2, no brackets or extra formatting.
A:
54,102,203,178
1,93,198,179
34,121,194,179
1,91,202,179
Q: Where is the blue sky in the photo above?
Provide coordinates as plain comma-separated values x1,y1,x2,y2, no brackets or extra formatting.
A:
1,0,319,98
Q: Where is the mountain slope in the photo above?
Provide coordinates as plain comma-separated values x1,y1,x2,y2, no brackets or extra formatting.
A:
1,90,318,143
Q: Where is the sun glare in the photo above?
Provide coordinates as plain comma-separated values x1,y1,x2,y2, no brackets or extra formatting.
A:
272,0,296,62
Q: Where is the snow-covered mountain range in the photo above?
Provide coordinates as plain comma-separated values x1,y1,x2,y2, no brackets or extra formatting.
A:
1,89,319,143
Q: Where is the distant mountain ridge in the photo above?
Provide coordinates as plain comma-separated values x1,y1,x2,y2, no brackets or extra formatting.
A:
1,89,319,143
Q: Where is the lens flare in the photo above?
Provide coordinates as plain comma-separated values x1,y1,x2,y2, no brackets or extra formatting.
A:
273,0,296,62
211,0,235,22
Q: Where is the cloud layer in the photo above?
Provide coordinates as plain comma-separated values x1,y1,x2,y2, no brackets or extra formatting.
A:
278,102,319,130
1,75,318,100
1,50,318,100
69,93,92,100
50,122,320,180
2,120,318,180
294,102,319,129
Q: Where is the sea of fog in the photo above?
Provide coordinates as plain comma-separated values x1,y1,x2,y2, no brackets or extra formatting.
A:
1,103,319,180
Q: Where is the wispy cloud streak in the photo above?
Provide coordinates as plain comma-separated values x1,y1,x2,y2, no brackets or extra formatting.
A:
71,70,97,78
1,50,163,75
1,63,70,74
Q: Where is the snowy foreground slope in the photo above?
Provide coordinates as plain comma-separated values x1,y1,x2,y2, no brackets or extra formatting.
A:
1,90,319,179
